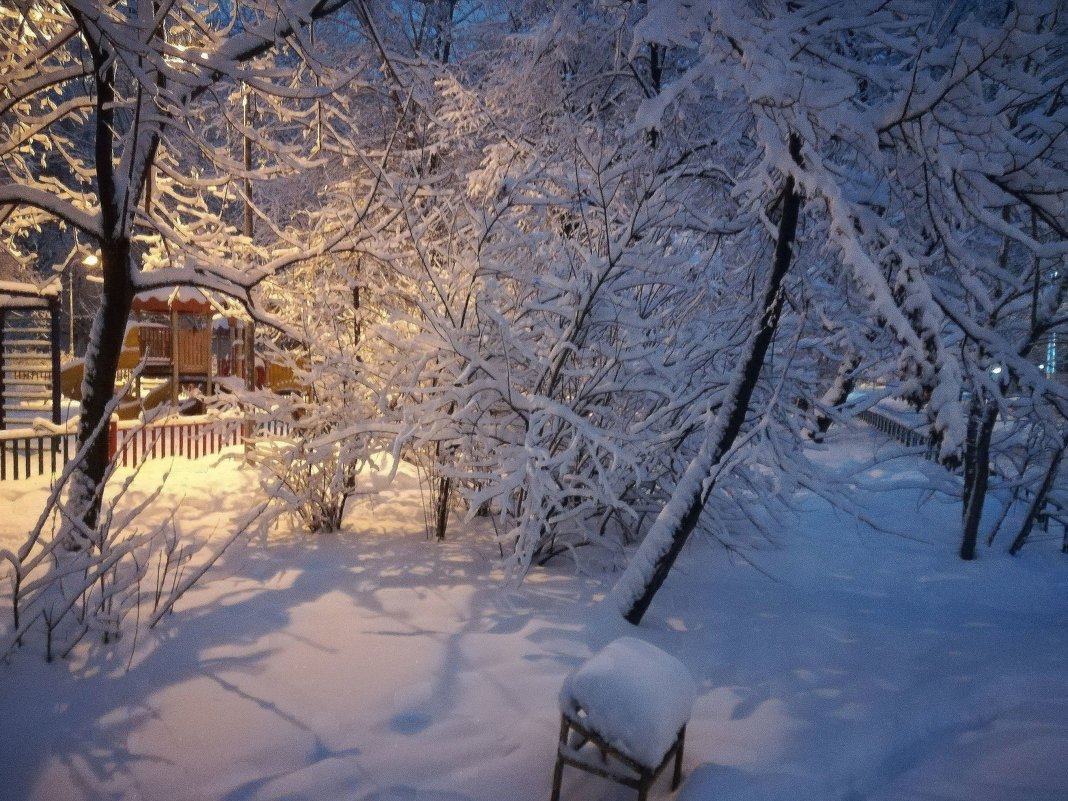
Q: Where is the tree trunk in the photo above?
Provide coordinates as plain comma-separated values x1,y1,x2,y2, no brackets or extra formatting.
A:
62,15,143,547
435,474,452,541
68,238,135,544
961,392,980,516
1008,442,1064,556
613,135,803,625
813,351,859,438
959,396,997,560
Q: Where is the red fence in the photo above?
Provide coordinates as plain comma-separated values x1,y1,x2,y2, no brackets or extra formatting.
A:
0,415,252,481
110,416,244,468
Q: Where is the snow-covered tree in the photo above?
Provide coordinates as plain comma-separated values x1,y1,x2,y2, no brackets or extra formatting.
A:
607,0,1068,619
0,0,377,543
8,0,1062,645
350,1,773,572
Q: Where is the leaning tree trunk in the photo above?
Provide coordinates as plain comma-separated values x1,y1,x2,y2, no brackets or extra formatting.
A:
1008,441,1064,556
611,135,803,625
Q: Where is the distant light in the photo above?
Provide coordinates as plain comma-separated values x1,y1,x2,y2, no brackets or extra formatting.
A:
991,366,1003,375
83,254,99,267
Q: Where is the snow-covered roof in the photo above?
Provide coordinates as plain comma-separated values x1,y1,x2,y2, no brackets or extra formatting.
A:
558,637,696,768
133,285,248,319
133,286,212,313
0,279,61,309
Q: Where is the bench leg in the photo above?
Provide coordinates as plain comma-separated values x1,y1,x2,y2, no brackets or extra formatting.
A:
550,717,569,801
550,755,565,801
637,773,651,801
671,725,686,790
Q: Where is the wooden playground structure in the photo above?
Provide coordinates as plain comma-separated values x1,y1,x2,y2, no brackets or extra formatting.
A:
130,286,238,407
1,282,299,431
130,286,300,403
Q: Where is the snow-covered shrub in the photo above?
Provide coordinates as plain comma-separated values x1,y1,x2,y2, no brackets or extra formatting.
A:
353,48,751,573
254,436,360,534
454,149,729,572
304,2,811,577
0,414,244,663
230,253,414,535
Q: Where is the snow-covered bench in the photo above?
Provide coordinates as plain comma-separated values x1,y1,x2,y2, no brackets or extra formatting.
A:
551,637,697,801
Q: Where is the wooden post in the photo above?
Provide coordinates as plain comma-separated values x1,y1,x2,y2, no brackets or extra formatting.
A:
170,304,179,407
205,310,214,396
134,310,142,399
245,321,256,390
0,308,6,430
233,318,240,381
49,297,62,425
107,419,118,461
242,320,256,458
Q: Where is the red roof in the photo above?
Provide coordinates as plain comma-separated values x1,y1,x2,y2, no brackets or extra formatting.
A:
132,286,213,315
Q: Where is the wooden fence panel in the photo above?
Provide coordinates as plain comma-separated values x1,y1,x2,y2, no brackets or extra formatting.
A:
0,416,244,481
0,432,77,481
111,417,243,471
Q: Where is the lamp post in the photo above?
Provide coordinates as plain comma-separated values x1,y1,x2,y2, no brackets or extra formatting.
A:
76,254,101,357
53,251,100,356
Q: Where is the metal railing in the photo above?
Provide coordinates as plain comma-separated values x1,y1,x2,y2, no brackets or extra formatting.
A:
857,407,1066,546
856,408,934,452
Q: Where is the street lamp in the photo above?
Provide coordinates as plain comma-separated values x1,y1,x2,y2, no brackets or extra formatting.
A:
53,250,100,356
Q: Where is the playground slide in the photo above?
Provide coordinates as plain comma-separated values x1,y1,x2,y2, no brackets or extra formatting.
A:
60,324,172,420
115,378,174,421
59,327,143,402
59,358,86,401
59,347,141,402
60,358,175,420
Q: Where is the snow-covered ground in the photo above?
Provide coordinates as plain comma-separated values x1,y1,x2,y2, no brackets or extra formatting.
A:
1,428,1066,801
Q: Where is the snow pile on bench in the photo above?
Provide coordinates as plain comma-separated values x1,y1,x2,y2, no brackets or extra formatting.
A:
558,637,697,768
